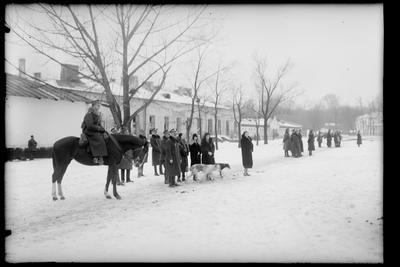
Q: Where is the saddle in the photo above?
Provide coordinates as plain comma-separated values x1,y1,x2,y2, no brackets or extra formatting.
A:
79,133,89,148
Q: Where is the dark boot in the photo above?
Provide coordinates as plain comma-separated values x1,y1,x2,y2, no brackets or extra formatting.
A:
126,170,132,183
182,172,186,182
309,151,312,156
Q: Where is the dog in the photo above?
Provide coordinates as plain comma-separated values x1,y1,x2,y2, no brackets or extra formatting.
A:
187,163,231,181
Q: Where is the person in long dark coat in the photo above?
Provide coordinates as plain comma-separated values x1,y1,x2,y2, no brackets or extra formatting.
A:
81,100,107,164
150,128,163,176
290,129,301,158
27,135,38,160
338,130,342,147
298,129,304,155
308,129,315,156
137,130,148,177
189,133,201,166
177,133,189,182
201,133,215,164
357,130,362,147
165,129,181,187
333,131,339,147
317,131,323,148
326,129,332,148
241,131,253,176
283,128,291,157
160,130,170,184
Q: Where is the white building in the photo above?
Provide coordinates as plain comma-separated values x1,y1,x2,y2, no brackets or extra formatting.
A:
240,117,302,140
355,112,383,136
5,62,236,148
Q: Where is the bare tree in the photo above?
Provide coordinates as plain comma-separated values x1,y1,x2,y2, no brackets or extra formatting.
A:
254,56,299,144
322,94,340,128
8,5,209,132
184,46,221,141
232,87,245,148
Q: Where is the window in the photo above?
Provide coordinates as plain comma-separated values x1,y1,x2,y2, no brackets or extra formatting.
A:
218,120,221,135
164,116,169,131
226,121,230,135
208,119,213,134
149,115,155,130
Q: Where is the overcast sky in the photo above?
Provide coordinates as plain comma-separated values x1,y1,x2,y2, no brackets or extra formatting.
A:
5,4,383,108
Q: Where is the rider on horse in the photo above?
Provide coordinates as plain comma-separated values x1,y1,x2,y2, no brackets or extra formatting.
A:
81,100,108,165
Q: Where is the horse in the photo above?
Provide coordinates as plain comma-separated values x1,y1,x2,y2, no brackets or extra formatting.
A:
51,133,148,200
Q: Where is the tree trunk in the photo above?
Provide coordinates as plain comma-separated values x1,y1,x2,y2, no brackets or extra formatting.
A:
214,109,218,150
256,125,259,146
238,122,241,148
122,41,131,133
263,117,268,144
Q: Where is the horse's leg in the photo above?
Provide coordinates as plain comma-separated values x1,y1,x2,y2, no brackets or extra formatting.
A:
104,166,112,199
52,159,70,201
111,164,121,200
56,163,70,200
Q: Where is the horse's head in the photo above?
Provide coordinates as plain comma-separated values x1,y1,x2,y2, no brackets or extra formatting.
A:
131,140,149,167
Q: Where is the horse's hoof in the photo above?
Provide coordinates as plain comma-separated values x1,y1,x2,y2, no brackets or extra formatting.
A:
52,196,58,201
60,196,65,200
114,195,122,200
106,195,112,199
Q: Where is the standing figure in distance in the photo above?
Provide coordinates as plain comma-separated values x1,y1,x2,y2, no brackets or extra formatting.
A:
241,131,253,176
357,130,362,147
189,133,201,166
201,133,215,165
27,135,38,160
150,128,163,176
308,129,315,156
317,131,323,148
165,129,181,187
326,129,332,148
137,130,148,177
283,128,291,157
160,130,170,184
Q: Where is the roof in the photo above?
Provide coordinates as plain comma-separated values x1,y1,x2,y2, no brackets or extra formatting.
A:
6,73,92,103
241,118,302,128
44,78,230,110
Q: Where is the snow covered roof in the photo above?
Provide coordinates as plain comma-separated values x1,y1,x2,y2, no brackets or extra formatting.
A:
6,73,92,103
44,78,230,110
241,118,302,128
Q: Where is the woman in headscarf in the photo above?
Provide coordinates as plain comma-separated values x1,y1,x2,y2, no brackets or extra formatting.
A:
189,133,201,166
200,133,215,164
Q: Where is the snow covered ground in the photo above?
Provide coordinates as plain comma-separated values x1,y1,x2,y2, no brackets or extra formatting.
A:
5,135,383,263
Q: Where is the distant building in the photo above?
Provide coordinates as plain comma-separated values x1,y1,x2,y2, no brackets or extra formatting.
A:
355,112,383,136
241,117,302,140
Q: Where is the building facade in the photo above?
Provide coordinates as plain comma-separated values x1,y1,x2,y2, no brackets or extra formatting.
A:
355,112,383,136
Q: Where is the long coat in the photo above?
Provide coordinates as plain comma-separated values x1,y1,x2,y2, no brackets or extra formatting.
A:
299,132,304,152
283,132,291,151
150,134,162,166
308,132,315,151
291,132,301,156
357,133,362,145
28,139,37,151
201,138,215,164
160,136,168,164
164,136,181,177
317,133,323,145
116,150,133,170
178,138,189,172
189,142,201,166
82,108,107,157
241,135,253,168
326,132,332,147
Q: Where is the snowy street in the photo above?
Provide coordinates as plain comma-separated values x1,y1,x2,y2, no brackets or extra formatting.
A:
5,136,382,262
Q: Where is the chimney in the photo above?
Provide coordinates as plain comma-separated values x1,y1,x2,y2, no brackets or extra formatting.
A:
34,72,41,80
18,58,26,78
173,87,192,97
60,64,80,82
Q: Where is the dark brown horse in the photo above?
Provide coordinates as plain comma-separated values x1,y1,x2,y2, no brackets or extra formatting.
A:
51,133,148,200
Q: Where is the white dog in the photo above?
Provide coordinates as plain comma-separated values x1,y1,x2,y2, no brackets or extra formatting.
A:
186,163,231,181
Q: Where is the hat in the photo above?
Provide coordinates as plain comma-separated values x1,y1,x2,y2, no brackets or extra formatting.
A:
163,130,169,134
91,99,101,106
169,128,176,133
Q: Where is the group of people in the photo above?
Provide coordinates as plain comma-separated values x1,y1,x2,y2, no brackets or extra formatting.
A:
283,128,307,157
150,129,216,187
